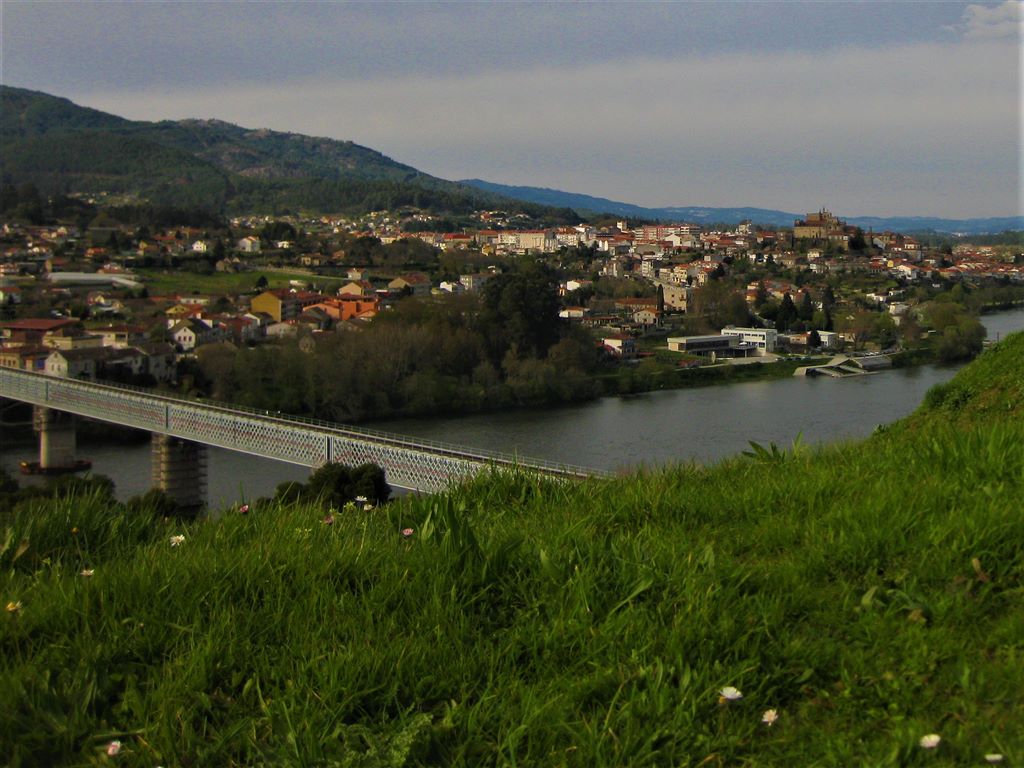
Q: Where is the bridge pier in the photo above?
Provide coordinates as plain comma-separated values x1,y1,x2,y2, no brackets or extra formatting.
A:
33,406,79,471
151,434,207,511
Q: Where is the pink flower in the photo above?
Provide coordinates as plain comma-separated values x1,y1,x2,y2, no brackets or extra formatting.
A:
322,514,335,526
106,740,122,756
239,504,250,515
401,528,414,538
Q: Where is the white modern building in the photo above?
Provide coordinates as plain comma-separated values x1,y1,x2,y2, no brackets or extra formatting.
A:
720,326,777,354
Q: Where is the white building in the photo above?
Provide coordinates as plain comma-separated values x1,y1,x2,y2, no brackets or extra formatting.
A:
720,326,778,354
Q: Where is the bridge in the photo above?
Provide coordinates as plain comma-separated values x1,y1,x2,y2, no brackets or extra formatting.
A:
0,368,604,505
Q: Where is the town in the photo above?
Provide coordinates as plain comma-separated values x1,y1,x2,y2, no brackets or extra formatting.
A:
1,200,1021,420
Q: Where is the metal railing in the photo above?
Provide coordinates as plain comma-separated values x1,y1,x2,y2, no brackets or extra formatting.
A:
0,367,608,491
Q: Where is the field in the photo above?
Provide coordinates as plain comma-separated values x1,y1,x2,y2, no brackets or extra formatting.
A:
2,335,1022,766
133,268,345,297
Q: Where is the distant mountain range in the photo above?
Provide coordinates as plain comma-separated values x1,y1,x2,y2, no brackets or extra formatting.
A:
461,179,1023,236
0,86,573,221
2,86,1018,234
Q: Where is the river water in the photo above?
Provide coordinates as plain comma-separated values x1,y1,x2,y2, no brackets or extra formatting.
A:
3,308,1022,507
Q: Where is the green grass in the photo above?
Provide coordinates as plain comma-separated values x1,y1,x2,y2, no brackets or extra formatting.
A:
134,268,343,297
2,336,1023,766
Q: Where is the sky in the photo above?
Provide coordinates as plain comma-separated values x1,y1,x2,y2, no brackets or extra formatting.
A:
1,1,1021,219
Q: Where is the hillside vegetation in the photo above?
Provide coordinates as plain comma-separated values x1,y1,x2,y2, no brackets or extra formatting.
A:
0,86,575,220
2,335,1023,766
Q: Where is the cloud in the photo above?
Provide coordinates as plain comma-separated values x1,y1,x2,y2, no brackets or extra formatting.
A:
962,0,1023,39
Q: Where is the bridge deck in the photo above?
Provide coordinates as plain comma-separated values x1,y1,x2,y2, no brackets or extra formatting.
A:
0,368,605,492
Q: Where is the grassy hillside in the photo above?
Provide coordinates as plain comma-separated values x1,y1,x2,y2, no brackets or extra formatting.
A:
2,335,1022,766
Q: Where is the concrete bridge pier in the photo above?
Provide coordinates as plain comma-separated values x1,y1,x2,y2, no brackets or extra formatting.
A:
33,406,78,471
151,434,207,511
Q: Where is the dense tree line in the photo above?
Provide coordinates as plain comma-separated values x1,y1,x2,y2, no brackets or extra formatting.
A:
194,262,599,422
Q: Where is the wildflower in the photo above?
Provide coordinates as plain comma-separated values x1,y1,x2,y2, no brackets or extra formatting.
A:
322,514,335,526
6,600,22,613
169,535,185,547
718,686,743,703
355,495,368,504
71,527,79,535
363,503,375,511
80,569,94,577
985,755,1004,764
919,734,941,749
239,503,250,515
761,708,779,726
106,740,122,756
401,527,414,538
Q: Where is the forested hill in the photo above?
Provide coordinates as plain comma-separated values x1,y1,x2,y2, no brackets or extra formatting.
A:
0,86,576,221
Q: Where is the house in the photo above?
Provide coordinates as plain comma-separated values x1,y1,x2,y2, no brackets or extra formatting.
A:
562,279,592,295
459,273,493,292
96,324,147,348
0,344,49,371
250,289,326,322
818,331,839,349
602,335,637,358
516,230,557,253
337,281,375,298
136,342,176,382
265,321,299,338
42,326,104,351
169,318,216,351
45,348,106,380
235,236,260,253
558,306,589,320
388,273,432,296
0,318,80,346
441,233,473,251
659,284,692,312
633,308,661,327
303,297,376,323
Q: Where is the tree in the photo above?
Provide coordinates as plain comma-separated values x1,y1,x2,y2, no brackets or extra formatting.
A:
836,309,876,349
798,290,814,322
776,293,798,332
255,274,268,290
754,281,769,308
482,259,561,360
848,228,867,251
302,462,391,507
691,281,750,331
822,285,836,311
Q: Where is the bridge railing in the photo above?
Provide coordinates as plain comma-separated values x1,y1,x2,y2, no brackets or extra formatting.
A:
0,368,608,483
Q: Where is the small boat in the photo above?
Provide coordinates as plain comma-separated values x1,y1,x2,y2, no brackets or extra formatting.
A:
19,459,93,476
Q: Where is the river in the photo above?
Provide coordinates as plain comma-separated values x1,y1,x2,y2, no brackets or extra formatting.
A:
3,307,1022,507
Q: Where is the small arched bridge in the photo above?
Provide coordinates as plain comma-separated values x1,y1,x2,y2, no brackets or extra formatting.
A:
0,368,604,499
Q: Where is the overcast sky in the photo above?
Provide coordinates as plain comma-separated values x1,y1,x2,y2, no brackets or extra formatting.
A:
1,1,1020,218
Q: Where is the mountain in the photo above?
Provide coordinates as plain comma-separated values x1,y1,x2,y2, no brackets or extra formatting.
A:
461,179,1023,235
0,86,575,220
